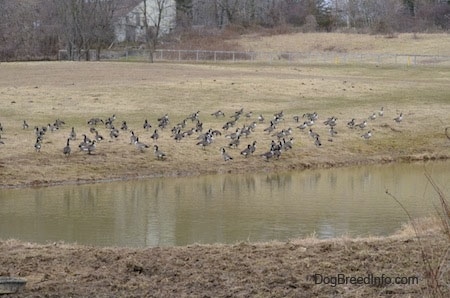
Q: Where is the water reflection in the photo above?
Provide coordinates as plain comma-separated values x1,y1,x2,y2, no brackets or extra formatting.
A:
0,161,448,248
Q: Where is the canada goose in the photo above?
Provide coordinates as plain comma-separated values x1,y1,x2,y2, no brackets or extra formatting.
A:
323,116,337,126
23,120,29,129
258,114,265,122
195,120,203,132
135,137,149,152
347,118,356,128
369,112,377,120
82,134,92,144
245,111,253,118
54,119,65,128
293,115,300,123
109,127,119,139
225,128,241,139
356,120,367,129
187,111,199,122
153,145,166,160
394,113,403,123
297,122,307,130
130,130,137,144
378,107,384,117
329,127,338,137
361,130,372,140
249,140,257,154
309,129,320,139
221,147,233,161
211,110,225,117
261,150,274,161
151,129,159,142
240,144,252,158
143,119,152,131
314,136,322,147
282,138,294,151
94,130,104,142
47,123,58,132
63,139,71,156
34,138,41,152
228,136,241,148
85,140,96,154
222,120,235,130
121,121,128,131
87,117,103,126
69,127,77,140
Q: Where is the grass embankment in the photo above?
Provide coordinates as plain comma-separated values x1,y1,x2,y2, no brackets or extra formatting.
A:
0,61,449,187
0,218,448,297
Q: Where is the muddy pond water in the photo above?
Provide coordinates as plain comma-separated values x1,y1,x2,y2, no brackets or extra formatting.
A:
0,161,448,247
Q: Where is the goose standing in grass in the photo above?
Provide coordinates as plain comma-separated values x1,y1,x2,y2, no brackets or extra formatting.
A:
0,123,3,133
81,140,96,154
69,127,77,140
94,130,104,142
129,130,137,144
240,144,252,158
63,139,71,156
221,147,233,161
329,126,338,137
347,118,355,128
378,107,384,117
356,120,367,129
153,145,166,160
314,136,322,147
394,112,403,123
23,120,29,130
258,114,265,123
121,121,128,131
150,129,159,142
34,138,41,152
369,112,377,120
143,119,152,131
361,130,372,140
211,110,225,118
135,137,150,152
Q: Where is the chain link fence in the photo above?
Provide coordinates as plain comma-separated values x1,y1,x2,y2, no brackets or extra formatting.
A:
59,48,450,66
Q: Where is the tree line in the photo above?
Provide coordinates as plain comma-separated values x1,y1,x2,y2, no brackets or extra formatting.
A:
0,0,449,61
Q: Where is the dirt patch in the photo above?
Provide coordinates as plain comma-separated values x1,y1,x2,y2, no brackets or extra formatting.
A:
0,221,448,297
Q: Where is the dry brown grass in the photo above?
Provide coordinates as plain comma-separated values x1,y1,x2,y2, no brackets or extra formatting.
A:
0,61,449,187
236,32,450,55
1,220,448,297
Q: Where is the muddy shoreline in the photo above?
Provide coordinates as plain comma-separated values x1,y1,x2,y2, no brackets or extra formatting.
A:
2,153,448,189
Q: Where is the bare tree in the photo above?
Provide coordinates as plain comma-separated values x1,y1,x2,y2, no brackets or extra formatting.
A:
142,0,176,62
54,0,117,61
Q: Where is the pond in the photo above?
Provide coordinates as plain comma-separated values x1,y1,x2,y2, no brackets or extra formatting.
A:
0,161,448,247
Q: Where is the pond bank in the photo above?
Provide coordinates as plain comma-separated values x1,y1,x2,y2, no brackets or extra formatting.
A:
0,219,447,297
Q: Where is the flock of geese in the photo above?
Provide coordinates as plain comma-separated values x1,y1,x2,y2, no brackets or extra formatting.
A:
0,107,404,162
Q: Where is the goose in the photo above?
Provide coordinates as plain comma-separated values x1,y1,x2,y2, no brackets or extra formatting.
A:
221,147,233,161
394,113,403,123
150,129,159,142
121,121,128,131
282,138,294,151
88,117,103,126
23,120,29,129
361,130,372,140
211,110,225,118
249,140,257,154
129,130,137,144
258,114,265,122
228,136,241,148
261,150,274,161
34,138,41,152
153,145,166,160
309,129,320,139
240,144,252,158
187,111,199,122
369,112,377,120
109,127,119,139
245,111,253,118
94,130,104,142
143,119,152,131
69,127,77,140
63,139,71,156
356,120,367,129
225,128,241,139
82,134,92,144
85,140,96,154
314,136,322,147
347,118,356,128
293,115,300,123
297,122,307,130
329,127,338,137
378,107,384,117
134,137,149,152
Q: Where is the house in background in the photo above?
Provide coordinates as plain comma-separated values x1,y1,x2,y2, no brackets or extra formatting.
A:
114,0,176,43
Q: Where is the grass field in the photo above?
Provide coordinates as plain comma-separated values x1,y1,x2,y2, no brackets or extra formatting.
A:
0,60,449,187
